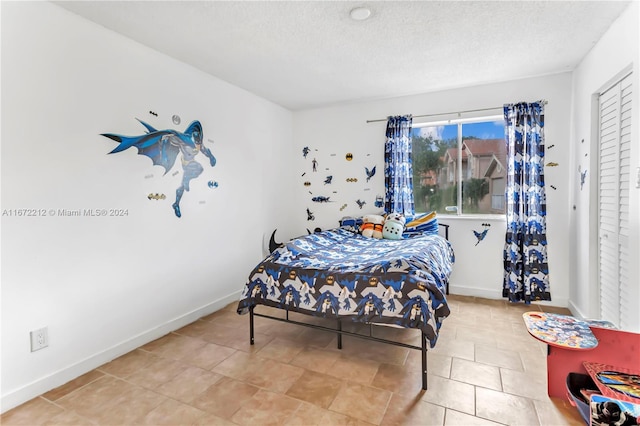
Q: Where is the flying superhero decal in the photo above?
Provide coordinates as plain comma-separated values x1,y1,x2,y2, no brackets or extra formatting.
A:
101,119,216,218
473,223,491,246
365,166,376,182
312,196,331,203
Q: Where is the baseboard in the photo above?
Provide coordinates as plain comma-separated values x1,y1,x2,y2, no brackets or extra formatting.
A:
449,284,570,308
1,291,241,414
449,284,503,300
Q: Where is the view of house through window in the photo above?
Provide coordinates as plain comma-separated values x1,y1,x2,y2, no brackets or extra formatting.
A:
412,117,506,215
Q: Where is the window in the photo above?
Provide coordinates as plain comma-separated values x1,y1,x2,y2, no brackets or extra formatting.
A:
411,116,506,215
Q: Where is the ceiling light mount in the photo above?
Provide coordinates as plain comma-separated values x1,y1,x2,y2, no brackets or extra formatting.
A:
349,6,371,21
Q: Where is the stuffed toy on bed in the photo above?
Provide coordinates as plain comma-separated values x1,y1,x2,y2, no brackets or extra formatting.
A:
361,214,384,238
382,213,406,240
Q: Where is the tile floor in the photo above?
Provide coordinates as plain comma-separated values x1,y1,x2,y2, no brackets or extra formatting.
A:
1,295,586,425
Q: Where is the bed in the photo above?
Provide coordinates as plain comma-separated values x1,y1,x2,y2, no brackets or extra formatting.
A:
236,218,454,390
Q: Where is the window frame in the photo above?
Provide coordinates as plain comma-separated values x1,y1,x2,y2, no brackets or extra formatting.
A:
412,114,506,218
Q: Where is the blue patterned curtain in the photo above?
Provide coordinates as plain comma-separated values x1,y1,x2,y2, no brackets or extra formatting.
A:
503,102,551,303
384,115,414,216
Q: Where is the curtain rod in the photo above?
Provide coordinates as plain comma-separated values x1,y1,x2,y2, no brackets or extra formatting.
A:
365,100,548,124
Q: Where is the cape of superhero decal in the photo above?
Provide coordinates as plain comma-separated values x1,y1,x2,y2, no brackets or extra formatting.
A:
101,119,216,218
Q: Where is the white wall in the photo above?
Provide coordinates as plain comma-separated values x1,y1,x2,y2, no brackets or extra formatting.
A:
569,1,640,331
293,73,573,305
1,1,293,411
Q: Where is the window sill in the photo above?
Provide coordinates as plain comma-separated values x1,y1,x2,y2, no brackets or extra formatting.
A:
436,214,506,221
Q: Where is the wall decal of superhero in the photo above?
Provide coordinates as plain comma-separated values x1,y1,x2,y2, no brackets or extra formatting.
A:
306,208,316,221
579,165,587,190
101,119,216,218
365,166,376,182
312,196,331,203
473,223,491,246
269,230,285,253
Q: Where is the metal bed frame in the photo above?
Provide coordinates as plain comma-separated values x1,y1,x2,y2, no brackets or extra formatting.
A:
247,223,450,391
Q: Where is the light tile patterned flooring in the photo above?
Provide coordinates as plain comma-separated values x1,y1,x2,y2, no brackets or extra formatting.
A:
2,295,586,425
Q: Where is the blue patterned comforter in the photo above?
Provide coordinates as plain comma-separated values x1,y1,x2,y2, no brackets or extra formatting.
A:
237,228,455,347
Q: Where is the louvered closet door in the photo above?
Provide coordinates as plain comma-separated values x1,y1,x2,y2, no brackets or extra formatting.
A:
598,72,632,328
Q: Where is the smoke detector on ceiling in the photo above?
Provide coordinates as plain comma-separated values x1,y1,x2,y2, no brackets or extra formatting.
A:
350,7,371,21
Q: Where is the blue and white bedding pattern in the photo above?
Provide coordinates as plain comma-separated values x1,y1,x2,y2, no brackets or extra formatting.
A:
237,228,454,347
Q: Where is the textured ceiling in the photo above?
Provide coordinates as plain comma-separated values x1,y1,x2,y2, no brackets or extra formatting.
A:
53,1,631,111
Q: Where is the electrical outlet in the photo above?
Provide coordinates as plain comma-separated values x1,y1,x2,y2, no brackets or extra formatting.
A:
30,327,49,352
